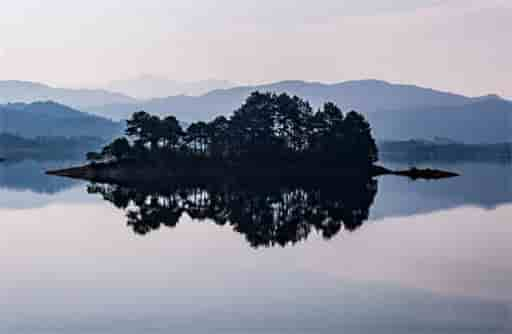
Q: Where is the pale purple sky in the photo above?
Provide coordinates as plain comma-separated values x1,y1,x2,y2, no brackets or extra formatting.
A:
0,0,510,97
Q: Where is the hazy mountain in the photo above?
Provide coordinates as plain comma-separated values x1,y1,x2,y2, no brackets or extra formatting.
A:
368,98,512,143
0,80,136,109
105,75,236,99
86,79,475,122
0,101,123,139
0,133,105,161
0,160,81,197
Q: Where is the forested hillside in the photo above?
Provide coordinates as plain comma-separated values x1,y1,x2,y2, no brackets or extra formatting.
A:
0,101,123,139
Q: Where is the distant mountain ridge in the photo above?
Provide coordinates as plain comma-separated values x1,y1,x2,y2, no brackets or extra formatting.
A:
105,75,236,99
0,80,136,109
367,97,512,143
86,79,479,121
0,101,123,139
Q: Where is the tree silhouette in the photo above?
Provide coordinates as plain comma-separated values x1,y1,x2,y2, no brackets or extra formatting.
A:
208,116,230,158
161,116,184,151
101,137,131,160
91,91,379,168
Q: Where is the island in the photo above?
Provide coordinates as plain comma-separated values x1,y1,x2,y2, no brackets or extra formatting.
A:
47,92,458,182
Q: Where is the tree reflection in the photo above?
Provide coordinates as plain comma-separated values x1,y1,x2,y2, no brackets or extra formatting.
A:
87,175,378,248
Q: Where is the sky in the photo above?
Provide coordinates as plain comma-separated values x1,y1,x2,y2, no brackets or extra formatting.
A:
0,0,510,97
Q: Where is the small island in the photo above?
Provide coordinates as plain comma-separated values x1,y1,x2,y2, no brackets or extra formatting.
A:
47,92,458,183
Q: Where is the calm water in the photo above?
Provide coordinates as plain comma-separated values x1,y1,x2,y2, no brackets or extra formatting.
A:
1,159,511,333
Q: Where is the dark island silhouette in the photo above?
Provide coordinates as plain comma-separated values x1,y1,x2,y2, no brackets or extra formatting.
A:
47,91,458,182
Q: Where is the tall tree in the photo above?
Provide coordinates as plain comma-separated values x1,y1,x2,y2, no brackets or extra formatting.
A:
208,116,230,158
161,116,184,150
101,137,131,160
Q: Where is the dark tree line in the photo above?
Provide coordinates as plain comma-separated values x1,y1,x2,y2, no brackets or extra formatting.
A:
87,175,378,248
88,92,378,167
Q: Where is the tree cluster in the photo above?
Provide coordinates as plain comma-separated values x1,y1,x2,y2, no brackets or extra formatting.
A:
89,91,378,166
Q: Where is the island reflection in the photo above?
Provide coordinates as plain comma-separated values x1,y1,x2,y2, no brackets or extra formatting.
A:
88,175,378,248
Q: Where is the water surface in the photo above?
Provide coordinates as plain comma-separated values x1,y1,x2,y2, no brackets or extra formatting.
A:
1,159,510,333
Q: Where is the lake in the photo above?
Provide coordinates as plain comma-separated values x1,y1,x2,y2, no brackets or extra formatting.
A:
1,159,511,333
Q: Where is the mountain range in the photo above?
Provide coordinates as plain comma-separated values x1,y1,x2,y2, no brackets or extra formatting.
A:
85,79,476,121
0,80,136,109
104,75,236,99
0,101,122,139
368,98,511,143
0,79,510,143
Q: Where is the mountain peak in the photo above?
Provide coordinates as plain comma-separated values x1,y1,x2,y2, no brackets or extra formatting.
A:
339,79,391,86
0,80,51,89
105,77,237,99
473,94,504,102
0,80,136,109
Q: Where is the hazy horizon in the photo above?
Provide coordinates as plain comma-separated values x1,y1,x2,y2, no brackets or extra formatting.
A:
1,0,510,98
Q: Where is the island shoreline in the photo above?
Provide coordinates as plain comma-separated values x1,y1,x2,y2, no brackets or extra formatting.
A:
46,162,459,185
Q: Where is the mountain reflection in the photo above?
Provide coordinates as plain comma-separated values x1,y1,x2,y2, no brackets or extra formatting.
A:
0,160,80,194
87,176,378,248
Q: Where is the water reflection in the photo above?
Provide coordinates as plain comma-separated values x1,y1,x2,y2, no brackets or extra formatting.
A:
0,160,80,194
87,175,378,248
371,161,512,220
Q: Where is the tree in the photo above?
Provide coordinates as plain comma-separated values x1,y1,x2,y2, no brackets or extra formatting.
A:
86,151,104,162
228,91,315,157
126,111,162,150
161,116,184,150
126,111,151,143
230,92,277,155
270,93,314,153
208,116,230,158
343,111,379,164
102,137,131,160
309,103,345,157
